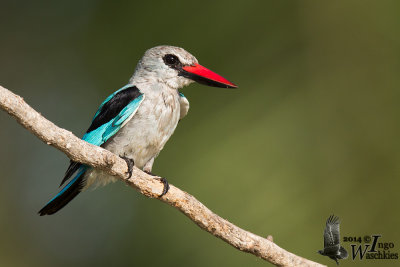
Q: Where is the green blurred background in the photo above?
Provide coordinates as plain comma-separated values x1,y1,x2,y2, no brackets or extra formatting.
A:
1,1,399,266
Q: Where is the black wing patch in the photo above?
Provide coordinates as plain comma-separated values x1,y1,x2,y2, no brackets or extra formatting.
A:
86,85,142,133
60,85,142,186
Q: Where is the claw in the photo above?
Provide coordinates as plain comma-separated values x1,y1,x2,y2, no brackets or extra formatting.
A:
143,171,169,197
157,177,170,197
120,156,134,178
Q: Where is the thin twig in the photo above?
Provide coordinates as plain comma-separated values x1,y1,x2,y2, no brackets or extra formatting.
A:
0,85,325,267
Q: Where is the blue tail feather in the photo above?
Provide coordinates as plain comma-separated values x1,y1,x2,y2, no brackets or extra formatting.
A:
39,167,87,216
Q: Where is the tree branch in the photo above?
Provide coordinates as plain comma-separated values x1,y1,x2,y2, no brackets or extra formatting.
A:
0,85,325,267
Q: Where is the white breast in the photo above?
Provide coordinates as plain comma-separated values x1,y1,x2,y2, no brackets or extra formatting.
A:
84,89,181,189
106,90,180,167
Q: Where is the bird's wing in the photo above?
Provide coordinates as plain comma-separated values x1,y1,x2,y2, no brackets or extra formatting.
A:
178,92,189,120
324,215,341,248
82,84,144,145
60,84,144,186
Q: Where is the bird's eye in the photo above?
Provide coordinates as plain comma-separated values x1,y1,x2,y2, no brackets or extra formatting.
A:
163,54,180,66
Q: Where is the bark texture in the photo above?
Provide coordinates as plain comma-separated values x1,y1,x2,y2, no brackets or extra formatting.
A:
0,85,325,267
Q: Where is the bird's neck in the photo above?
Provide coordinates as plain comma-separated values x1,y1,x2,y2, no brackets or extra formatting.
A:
129,77,178,98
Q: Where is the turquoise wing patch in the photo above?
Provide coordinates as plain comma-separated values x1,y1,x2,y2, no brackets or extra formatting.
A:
82,86,144,146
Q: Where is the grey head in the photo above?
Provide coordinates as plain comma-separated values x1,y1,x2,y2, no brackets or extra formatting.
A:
130,45,237,90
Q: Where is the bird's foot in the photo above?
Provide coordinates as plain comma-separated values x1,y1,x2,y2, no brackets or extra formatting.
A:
157,177,170,197
120,156,134,179
144,171,170,197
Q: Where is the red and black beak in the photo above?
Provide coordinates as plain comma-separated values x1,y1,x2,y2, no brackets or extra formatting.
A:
179,63,237,88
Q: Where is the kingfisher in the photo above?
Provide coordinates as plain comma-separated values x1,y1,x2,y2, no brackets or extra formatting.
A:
39,45,237,216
